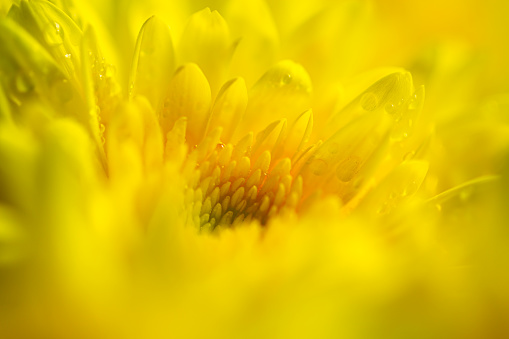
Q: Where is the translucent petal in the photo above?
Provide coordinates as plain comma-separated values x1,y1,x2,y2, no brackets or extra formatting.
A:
360,160,429,215
107,102,145,183
208,77,248,142
324,71,413,139
224,0,279,87
165,117,188,163
16,0,83,81
161,63,211,146
426,175,499,207
80,27,106,164
179,8,232,97
251,119,286,164
278,109,313,160
0,18,67,102
79,25,121,128
129,16,175,111
239,60,312,136
301,109,391,182
134,96,164,171
390,85,425,141
283,1,371,86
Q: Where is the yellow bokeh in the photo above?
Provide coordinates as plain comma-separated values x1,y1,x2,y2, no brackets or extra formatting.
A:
1,0,509,338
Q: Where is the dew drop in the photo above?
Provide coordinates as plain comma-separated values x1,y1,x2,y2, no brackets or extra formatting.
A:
43,22,64,46
280,73,292,86
336,156,361,182
65,53,72,59
360,92,378,111
309,157,328,176
391,127,409,142
408,94,419,110
385,103,397,114
128,82,134,97
402,180,418,197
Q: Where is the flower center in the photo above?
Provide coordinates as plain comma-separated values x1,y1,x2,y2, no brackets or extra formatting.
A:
181,131,304,231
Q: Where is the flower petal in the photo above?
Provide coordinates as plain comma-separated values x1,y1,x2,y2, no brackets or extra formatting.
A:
161,63,211,146
179,8,233,97
129,15,175,111
208,77,248,142
240,60,312,136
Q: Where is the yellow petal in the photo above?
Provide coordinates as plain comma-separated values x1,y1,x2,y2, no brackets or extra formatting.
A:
208,77,248,142
80,27,106,166
134,95,164,171
0,18,67,105
129,15,175,111
16,0,83,81
283,1,372,86
360,160,429,215
179,8,232,97
161,63,211,146
390,85,425,141
239,60,312,136
324,71,414,139
278,109,313,161
224,0,279,87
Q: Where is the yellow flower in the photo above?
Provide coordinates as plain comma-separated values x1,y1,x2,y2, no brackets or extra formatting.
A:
1,0,509,338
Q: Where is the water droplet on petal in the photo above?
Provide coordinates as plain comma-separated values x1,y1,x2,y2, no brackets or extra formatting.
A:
360,92,378,111
43,22,64,46
280,73,292,85
128,82,134,97
309,157,328,176
385,103,396,114
402,180,418,197
408,94,419,110
391,125,410,142
336,156,361,182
